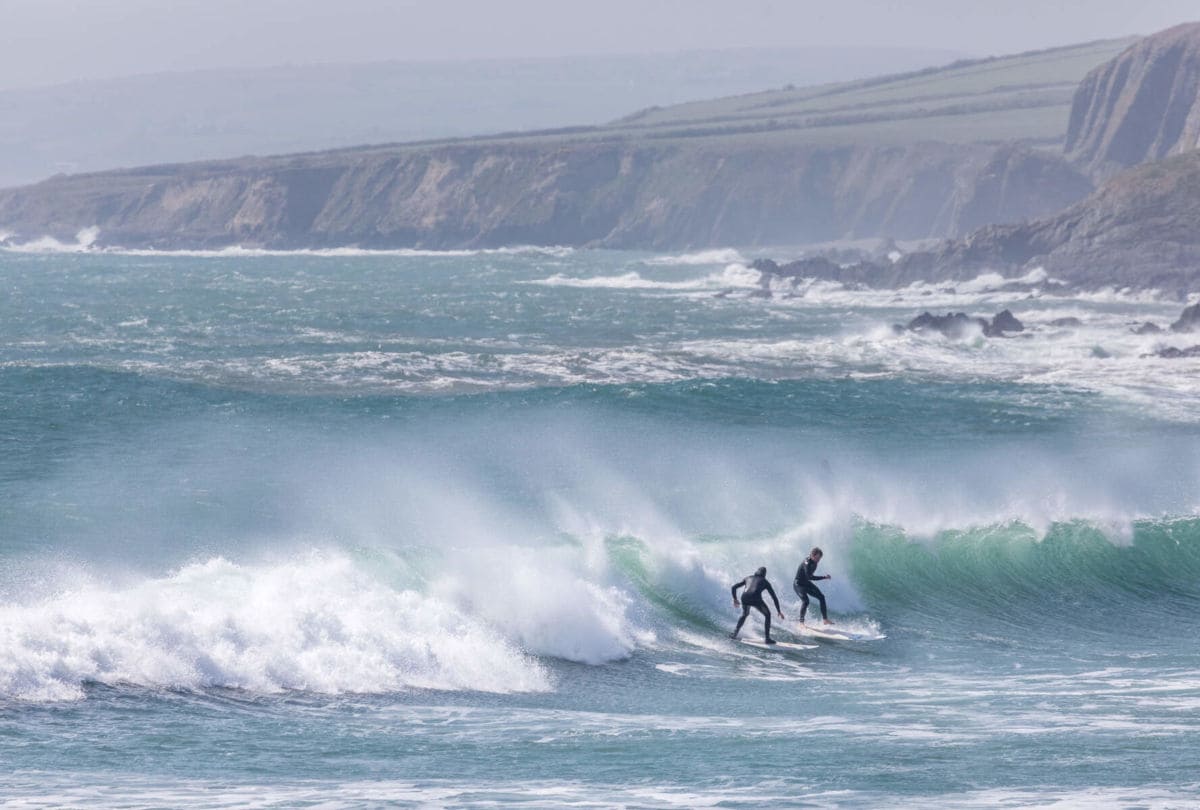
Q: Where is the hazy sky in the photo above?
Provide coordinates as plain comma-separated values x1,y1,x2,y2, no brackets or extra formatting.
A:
2,0,1197,90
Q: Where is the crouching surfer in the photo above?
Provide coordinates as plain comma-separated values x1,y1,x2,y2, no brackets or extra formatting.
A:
730,567,785,644
794,547,834,625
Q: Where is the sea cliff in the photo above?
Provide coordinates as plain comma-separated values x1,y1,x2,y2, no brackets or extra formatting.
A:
0,141,1090,251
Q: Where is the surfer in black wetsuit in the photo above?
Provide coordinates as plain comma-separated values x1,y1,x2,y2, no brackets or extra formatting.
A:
730,566,785,643
794,547,833,624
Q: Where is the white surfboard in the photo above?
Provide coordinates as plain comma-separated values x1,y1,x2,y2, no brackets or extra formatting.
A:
792,624,885,642
738,639,817,652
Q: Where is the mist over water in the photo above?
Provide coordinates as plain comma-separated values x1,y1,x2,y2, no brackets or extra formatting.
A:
3,247,1200,806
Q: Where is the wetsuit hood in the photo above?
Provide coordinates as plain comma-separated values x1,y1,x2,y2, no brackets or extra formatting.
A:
755,566,767,577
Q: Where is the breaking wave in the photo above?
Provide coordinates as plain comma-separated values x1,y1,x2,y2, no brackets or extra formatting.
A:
3,379,1199,702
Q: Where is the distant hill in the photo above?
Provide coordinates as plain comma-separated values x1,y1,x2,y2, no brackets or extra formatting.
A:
0,46,963,189
0,37,1132,251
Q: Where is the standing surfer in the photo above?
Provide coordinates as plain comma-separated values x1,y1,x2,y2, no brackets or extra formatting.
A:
794,547,834,625
730,567,785,644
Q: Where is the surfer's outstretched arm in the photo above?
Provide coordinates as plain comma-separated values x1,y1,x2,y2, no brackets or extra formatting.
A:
731,580,745,605
764,582,784,618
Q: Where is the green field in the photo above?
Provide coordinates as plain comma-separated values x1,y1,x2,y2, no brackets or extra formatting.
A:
599,38,1132,147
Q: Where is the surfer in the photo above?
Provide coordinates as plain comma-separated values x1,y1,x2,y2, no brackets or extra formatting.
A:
730,567,785,644
794,547,833,624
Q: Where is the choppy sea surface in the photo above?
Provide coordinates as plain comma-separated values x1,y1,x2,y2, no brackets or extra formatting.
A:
2,245,1200,807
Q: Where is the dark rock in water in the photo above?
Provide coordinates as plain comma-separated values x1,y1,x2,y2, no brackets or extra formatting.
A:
1133,321,1163,334
1049,317,1084,327
1149,344,1200,358
903,309,1023,338
1169,302,1200,333
904,311,991,339
990,309,1024,334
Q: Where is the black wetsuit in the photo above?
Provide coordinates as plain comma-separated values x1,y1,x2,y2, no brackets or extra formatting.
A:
793,557,828,621
731,574,781,641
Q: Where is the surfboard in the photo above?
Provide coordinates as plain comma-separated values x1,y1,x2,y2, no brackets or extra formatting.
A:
738,639,816,652
792,624,886,642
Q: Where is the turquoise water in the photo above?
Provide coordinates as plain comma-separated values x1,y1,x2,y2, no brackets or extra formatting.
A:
2,247,1200,807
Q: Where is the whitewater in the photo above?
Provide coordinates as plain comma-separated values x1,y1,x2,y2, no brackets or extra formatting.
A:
2,246,1200,807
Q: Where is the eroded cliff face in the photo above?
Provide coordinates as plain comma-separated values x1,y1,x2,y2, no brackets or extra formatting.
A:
1065,22,1200,180
0,140,1090,251
977,149,1200,292
775,150,1200,294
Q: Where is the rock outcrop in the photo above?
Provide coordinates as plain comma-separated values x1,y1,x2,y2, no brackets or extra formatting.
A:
1169,302,1200,332
1151,345,1200,358
931,150,1200,292
1065,22,1200,179
1138,302,1200,354
900,309,1024,339
761,148,1200,294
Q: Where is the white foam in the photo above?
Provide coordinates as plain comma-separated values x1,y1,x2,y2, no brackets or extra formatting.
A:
672,289,1200,422
723,264,1168,310
0,235,574,259
0,775,818,809
532,262,759,291
9,779,1189,810
535,270,680,289
642,248,747,266
0,552,550,701
1,226,102,254
118,345,728,394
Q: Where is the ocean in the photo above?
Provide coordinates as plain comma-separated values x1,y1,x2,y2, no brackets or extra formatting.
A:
1,245,1199,807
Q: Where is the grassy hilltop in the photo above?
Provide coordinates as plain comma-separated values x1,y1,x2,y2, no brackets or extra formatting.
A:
599,38,1131,148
